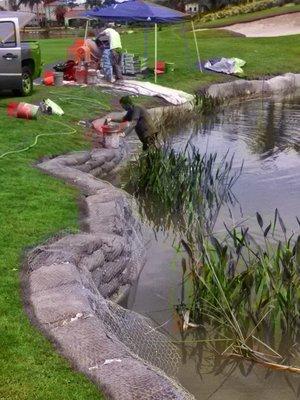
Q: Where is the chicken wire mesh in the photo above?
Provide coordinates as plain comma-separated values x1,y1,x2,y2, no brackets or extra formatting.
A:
27,236,195,400
25,152,195,399
92,296,195,400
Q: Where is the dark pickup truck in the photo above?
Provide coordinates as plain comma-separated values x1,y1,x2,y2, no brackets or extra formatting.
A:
0,11,42,96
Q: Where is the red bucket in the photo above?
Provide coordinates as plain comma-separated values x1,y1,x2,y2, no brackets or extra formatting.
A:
102,124,121,134
43,71,54,86
102,121,129,134
92,120,129,135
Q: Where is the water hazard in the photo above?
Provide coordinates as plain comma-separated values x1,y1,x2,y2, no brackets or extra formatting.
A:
123,93,300,399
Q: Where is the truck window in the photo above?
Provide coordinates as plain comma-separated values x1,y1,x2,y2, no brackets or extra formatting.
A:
0,21,17,48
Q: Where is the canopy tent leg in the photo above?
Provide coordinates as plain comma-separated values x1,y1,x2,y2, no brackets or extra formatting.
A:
143,25,149,59
84,19,89,43
154,23,158,83
191,20,203,72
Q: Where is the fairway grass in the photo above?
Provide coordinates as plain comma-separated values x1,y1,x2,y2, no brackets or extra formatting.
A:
0,86,111,400
39,27,300,93
0,25,299,399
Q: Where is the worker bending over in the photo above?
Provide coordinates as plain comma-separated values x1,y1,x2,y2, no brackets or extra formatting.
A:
110,96,158,150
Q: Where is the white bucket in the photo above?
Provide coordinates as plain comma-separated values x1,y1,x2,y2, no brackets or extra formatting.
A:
104,133,120,149
54,71,64,86
87,69,98,85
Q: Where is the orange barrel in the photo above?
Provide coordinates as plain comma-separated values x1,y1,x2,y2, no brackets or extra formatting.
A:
102,124,121,134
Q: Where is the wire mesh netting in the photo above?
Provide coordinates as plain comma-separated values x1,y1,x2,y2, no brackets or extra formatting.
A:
25,151,195,399
26,216,194,399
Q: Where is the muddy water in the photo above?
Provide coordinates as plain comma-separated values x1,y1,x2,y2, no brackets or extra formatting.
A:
123,93,300,399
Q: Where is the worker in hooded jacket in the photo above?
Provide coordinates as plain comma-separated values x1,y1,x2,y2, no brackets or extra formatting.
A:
109,96,158,150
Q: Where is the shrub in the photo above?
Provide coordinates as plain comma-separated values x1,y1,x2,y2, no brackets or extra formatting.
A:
197,0,295,24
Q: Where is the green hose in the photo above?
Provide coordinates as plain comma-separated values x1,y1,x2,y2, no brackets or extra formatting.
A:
0,116,77,160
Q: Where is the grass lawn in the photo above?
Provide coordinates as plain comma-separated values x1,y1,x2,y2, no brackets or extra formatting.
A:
194,3,300,29
39,27,300,93
0,85,113,400
0,25,299,399
122,27,300,92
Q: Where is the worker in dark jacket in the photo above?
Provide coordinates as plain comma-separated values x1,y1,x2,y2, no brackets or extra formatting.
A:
110,96,158,150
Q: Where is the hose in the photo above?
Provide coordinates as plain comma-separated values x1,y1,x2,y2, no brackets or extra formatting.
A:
48,92,111,111
0,116,77,160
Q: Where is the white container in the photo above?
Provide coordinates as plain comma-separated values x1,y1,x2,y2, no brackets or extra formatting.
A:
54,71,64,86
104,133,120,149
87,69,98,85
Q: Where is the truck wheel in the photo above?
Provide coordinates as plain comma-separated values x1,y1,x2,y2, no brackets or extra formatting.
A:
14,66,33,96
21,66,33,96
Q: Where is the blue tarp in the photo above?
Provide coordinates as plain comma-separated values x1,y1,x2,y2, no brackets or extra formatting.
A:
85,0,188,23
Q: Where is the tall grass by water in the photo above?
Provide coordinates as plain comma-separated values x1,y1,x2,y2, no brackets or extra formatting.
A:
127,144,300,372
125,144,241,236
179,210,300,368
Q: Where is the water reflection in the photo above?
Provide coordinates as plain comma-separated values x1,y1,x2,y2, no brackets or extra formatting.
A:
124,94,300,399
130,92,300,234
202,94,300,158
176,318,300,400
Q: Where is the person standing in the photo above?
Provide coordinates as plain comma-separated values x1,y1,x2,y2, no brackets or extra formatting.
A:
102,25,123,81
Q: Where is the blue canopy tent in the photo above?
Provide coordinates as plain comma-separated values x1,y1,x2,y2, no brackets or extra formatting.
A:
85,0,202,82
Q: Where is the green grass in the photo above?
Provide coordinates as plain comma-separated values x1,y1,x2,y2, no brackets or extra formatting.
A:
0,24,299,399
195,4,300,29
38,26,300,93
0,85,112,400
122,27,300,92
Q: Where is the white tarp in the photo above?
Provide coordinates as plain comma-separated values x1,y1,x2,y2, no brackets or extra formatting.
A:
204,57,246,75
62,79,194,105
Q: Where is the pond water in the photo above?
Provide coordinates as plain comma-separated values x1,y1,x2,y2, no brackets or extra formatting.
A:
119,93,300,399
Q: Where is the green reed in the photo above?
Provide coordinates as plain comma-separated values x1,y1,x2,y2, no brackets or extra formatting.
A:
180,210,300,358
125,142,300,366
125,144,241,236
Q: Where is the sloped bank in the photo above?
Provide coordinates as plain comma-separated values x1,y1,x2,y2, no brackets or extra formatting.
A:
22,143,194,400
22,73,300,400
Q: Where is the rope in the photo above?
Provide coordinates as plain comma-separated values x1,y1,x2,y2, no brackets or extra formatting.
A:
0,116,77,160
48,92,111,111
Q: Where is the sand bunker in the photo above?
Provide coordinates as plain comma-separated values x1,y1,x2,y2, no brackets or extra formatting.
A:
223,12,300,37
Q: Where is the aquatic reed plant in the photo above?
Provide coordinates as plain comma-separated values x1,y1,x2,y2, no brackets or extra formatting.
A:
124,138,300,370
153,95,221,138
124,144,242,237
179,210,300,368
